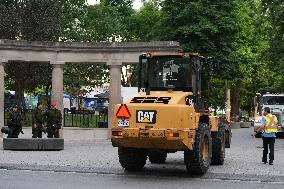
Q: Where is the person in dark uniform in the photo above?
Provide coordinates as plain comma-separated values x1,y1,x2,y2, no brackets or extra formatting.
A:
32,102,44,138
45,102,62,138
7,105,22,138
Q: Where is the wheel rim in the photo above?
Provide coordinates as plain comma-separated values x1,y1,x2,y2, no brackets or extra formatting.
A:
202,136,209,161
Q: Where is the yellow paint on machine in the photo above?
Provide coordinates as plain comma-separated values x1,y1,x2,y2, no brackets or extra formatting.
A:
111,91,206,151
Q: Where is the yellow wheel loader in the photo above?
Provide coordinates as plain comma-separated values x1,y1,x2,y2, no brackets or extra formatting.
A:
111,52,231,175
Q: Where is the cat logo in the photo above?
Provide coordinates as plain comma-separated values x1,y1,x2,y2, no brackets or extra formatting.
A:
136,110,157,124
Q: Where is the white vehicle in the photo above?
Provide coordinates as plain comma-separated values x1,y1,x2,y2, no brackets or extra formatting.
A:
253,93,284,137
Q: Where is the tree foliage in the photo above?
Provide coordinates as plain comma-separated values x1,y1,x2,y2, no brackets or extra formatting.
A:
261,0,284,90
0,0,62,107
150,0,282,116
0,0,283,116
127,1,161,41
64,64,109,97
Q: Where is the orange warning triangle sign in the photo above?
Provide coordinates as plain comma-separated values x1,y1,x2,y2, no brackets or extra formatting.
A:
116,104,131,118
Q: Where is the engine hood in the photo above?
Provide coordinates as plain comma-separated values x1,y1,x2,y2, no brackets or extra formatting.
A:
124,91,194,105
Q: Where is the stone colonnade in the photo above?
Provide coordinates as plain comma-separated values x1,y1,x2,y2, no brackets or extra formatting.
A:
0,40,181,138
0,61,123,138
0,63,4,137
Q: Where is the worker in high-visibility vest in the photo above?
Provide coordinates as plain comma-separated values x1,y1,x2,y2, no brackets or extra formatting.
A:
255,107,278,165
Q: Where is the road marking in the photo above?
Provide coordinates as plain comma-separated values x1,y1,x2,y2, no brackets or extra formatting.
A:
2,168,284,184
198,178,284,184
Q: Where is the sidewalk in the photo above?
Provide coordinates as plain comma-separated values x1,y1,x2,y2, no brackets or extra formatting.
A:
1,128,284,181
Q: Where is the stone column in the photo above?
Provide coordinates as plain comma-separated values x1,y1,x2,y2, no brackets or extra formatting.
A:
0,62,5,138
51,62,64,138
226,88,231,123
108,64,122,138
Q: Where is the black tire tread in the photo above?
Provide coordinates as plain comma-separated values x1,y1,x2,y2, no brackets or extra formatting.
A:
225,129,231,148
118,147,147,171
184,122,212,175
148,150,167,164
211,123,226,165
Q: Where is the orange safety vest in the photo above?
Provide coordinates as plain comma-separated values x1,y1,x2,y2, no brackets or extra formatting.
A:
263,114,278,133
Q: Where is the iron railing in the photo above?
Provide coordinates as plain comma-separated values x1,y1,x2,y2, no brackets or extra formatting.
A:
63,108,108,128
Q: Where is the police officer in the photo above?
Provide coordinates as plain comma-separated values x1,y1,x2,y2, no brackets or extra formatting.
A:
32,102,44,138
7,105,22,138
45,102,62,138
255,107,278,165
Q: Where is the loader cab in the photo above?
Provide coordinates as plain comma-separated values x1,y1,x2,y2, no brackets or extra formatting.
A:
138,53,206,111
138,53,206,95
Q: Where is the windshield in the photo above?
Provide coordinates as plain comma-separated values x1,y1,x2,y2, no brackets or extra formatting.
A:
139,56,191,91
263,96,284,105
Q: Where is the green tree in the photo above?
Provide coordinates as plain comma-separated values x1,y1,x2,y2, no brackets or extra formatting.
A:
21,0,63,41
261,0,284,90
0,0,21,39
101,0,133,16
5,63,52,107
83,4,124,42
100,0,135,41
0,0,62,107
158,0,239,110
155,0,274,118
60,0,88,41
127,1,161,41
64,64,109,97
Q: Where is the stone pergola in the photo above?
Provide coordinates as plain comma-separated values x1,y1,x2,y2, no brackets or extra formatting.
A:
0,39,181,137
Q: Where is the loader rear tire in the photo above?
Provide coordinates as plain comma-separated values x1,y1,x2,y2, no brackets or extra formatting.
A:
211,123,226,165
184,123,212,175
118,147,147,171
148,150,167,164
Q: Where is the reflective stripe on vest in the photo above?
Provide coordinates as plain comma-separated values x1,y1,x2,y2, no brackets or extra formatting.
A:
263,114,278,133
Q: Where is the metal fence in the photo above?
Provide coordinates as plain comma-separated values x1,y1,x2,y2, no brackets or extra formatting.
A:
4,108,108,128
63,108,108,128
4,108,33,127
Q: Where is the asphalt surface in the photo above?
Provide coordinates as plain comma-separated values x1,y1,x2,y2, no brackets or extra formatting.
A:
1,127,284,188
1,169,284,189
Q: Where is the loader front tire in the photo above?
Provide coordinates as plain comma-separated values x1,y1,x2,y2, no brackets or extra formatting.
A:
184,123,212,175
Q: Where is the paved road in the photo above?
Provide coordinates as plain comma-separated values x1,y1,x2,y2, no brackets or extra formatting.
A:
0,127,284,188
1,169,284,189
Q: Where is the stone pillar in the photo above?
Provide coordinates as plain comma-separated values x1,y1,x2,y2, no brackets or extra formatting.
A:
108,64,122,138
226,88,231,123
51,63,64,138
0,62,5,138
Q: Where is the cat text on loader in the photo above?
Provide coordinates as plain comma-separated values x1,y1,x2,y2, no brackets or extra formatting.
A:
111,52,231,175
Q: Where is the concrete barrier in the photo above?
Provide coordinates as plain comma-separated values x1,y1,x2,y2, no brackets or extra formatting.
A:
3,138,64,150
231,122,241,129
240,122,252,128
62,127,108,140
1,127,109,140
